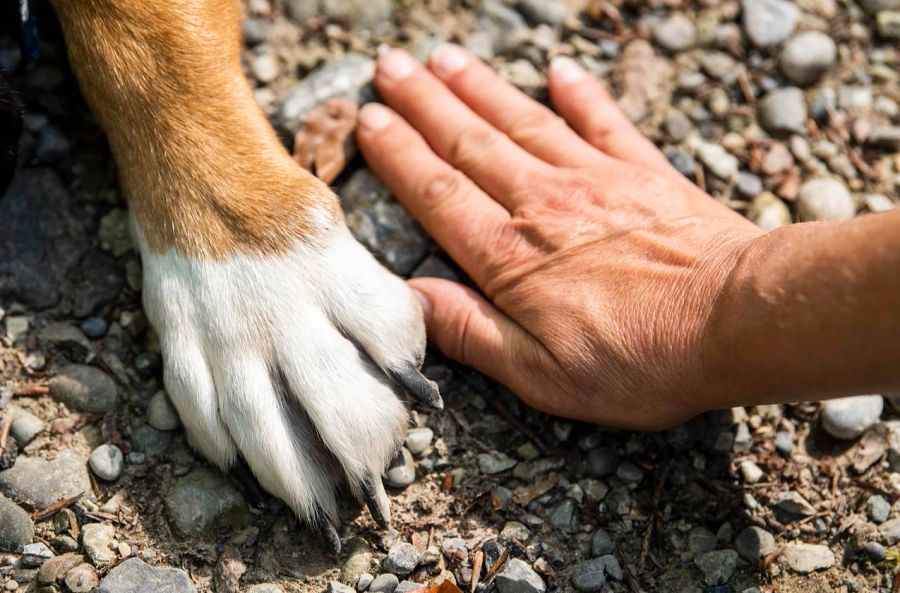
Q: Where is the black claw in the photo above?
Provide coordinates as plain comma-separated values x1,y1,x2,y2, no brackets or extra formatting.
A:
230,459,269,509
316,518,342,556
361,479,389,529
389,364,443,410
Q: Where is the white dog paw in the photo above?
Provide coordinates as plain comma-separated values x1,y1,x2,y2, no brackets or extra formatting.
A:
134,217,440,551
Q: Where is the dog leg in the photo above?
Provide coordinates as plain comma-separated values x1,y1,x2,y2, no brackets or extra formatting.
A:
50,0,440,550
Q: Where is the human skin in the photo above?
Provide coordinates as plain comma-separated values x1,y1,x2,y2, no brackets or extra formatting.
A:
355,45,900,430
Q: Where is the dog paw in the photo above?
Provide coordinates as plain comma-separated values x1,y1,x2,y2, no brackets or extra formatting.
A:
135,213,440,551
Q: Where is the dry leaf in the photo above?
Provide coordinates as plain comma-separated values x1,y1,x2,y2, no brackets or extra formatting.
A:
293,98,358,184
512,477,558,506
407,580,465,593
616,40,674,123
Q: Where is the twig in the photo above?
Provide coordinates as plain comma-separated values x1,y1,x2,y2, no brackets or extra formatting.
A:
0,412,12,449
470,549,484,593
32,492,84,522
14,383,48,396
481,548,510,587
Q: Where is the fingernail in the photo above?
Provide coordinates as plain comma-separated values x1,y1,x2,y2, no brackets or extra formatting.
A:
549,56,587,85
379,48,417,80
358,103,393,131
411,288,431,321
430,43,469,78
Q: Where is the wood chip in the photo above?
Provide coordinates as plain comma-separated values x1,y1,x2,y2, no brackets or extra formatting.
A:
293,98,358,185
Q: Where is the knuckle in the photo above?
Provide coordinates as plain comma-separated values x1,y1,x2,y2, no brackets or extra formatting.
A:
508,109,564,147
423,168,467,205
447,125,501,169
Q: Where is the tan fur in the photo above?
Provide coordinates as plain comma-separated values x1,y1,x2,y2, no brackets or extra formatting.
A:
51,0,337,258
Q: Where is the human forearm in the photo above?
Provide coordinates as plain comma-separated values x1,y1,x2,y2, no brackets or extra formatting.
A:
704,209,900,410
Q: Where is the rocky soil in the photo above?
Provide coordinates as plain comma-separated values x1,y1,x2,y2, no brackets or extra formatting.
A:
0,0,899,592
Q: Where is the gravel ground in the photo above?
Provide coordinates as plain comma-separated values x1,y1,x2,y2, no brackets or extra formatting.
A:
1,0,899,592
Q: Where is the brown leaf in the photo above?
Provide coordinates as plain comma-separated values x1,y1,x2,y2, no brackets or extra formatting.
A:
293,98,358,185
407,580,465,593
616,40,674,123
512,477,558,506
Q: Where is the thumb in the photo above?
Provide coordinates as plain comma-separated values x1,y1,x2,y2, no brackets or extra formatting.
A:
408,277,533,394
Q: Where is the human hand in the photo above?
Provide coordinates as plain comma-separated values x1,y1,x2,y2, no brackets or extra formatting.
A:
356,45,766,430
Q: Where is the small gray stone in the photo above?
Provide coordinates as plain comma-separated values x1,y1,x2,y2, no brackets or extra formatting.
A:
368,573,399,593
780,32,836,85
775,431,794,455
163,468,250,538
571,556,622,591
356,574,374,591
49,365,119,414
739,460,764,484
477,1,527,54
36,553,85,586
742,0,799,47
89,444,124,482
395,582,424,593
616,461,643,483
652,15,696,52
735,173,764,199
775,491,817,518
250,54,279,84
130,424,172,458
8,407,44,446
821,395,883,439
587,447,620,477
664,111,692,143
404,428,433,456
867,126,900,151
247,587,284,593
82,523,116,568
734,526,776,561
382,542,420,576
478,451,518,475
666,149,697,178
147,392,181,431
340,170,429,276
780,543,834,573
0,494,33,552
592,529,614,556
696,142,739,180
0,449,92,510
97,558,197,593
516,0,567,26
328,582,356,593
496,558,546,593
39,322,91,352
548,499,576,531
863,541,886,562
880,517,900,544
22,542,54,567
797,178,856,222
758,88,808,135
867,495,891,524
383,447,415,488
694,549,738,585
65,563,99,593
749,192,792,231
80,317,108,338
700,51,737,81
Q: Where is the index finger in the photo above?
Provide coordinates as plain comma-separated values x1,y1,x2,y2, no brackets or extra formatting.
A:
356,102,511,287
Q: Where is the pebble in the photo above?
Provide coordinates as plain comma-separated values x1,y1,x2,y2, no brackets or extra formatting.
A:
516,0,567,26
130,424,172,458
327,582,356,593
356,573,374,591
734,526,776,561
90,444,124,481
820,395,883,439
163,468,250,538
694,549,738,585
688,528,717,557
395,583,423,593
775,431,795,455
367,573,399,593
8,407,44,447
780,543,835,573
700,51,737,81
340,170,429,276
866,495,891,524
36,553,84,587
382,542,420,576
739,460,764,484
758,88,808,135
879,517,900,544
496,558,546,593
478,451,518,475
775,491,817,518
652,15,696,52
341,539,373,586
695,142,739,180
838,86,873,114
65,563,99,593
735,173,763,199
250,54,278,84
383,447,415,488
21,542,54,567
797,178,856,222
742,0,799,47
278,54,375,131
548,499,576,531
147,391,181,431
868,125,900,150
404,428,433,456
96,558,197,593
592,529,614,556
780,32,837,85
862,541,886,562
877,11,900,38
664,111,692,143
82,523,116,568
761,143,794,176
477,1,527,54
49,365,119,414
40,322,91,352
666,149,697,179
0,449,92,510
572,556,622,591
0,494,33,553
80,317,108,338
616,461,643,483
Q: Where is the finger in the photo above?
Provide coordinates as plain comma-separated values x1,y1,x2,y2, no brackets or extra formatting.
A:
357,103,510,287
374,48,556,208
427,44,604,169
408,278,548,402
548,57,677,179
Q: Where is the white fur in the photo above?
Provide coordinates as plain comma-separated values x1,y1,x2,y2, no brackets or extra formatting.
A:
133,217,425,525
